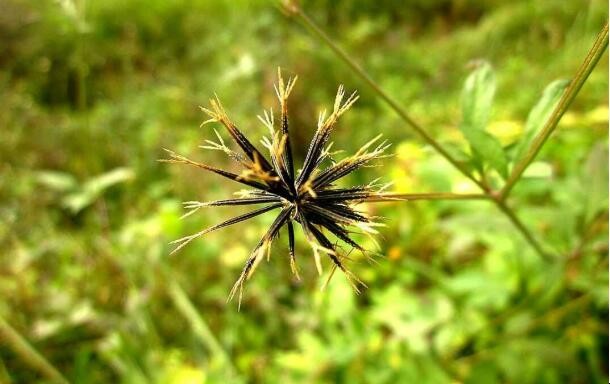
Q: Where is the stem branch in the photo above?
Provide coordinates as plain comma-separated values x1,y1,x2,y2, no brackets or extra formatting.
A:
369,192,488,202
493,198,552,261
501,23,609,198
0,315,69,384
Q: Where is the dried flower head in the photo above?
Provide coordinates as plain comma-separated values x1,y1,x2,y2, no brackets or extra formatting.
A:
162,69,394,307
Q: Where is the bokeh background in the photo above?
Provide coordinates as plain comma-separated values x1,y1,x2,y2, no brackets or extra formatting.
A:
1,0,608,383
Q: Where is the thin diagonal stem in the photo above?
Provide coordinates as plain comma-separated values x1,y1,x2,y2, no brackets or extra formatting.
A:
372,192,549,258
0,315,69,384
368,192,488,202
501,23,609,199
494,198,552,261
164,273,238,377
287,4,488,192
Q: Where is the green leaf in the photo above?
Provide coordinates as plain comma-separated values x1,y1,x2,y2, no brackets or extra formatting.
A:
463,129,509,178
460,61,508,178
62,167,134,213
462,61,496,133
513,79,569,164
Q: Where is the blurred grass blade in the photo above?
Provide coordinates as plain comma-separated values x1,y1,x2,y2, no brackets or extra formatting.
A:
165,276,237,377
512,79,570,165
34,171,77,192
0,357,12,384
82,167,134,194
62,167,134,214
460,61,508,178
0,315,69,384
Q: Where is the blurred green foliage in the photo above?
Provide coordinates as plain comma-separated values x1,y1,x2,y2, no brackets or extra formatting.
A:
0,0,607,383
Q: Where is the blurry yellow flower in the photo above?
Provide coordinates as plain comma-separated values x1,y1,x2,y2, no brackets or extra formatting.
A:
167,366,206,384
487,120,522,146
387,246,402,261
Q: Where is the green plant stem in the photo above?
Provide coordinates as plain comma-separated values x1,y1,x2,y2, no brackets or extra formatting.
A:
369,192,488,202
164,275,237,377
493,197,552,261
287,4,488,193
0,315,69,384
374,192,547,257
501,23,609,199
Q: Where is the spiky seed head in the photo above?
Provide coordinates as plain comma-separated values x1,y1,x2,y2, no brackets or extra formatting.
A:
163,68,393,308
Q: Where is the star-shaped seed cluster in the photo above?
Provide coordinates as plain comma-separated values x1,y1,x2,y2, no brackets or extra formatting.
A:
162,69,393,305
